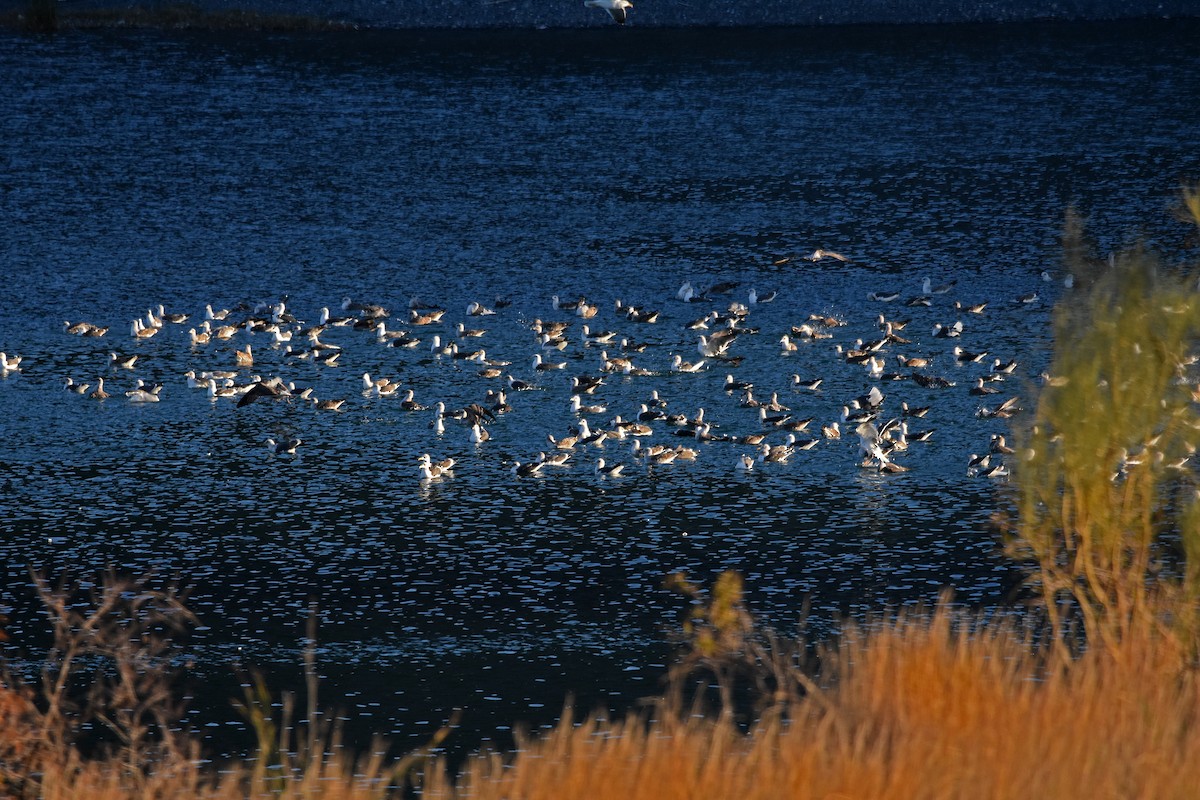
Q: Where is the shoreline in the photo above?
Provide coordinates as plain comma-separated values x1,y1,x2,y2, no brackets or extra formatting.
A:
0,4,356,30
1,0,1197,32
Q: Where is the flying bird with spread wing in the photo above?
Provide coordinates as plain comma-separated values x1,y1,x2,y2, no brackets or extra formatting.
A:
585,0,632,25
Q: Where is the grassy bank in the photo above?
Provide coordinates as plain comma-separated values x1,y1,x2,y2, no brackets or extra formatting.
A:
5,590,1200,799
424,610,1200,799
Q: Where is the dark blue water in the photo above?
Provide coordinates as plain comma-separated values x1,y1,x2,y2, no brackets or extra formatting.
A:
2,20,1198,758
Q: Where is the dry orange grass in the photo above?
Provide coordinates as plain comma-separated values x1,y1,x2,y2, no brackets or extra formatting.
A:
28,754,399,800
423,609,1200,800
4,601,1200,799
0,690,418,800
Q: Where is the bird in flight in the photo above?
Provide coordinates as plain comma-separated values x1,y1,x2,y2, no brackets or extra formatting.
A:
806,249,852,263
585,0,632,25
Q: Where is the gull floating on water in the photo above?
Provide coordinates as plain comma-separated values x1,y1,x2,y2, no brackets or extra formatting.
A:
671,354,706,373
466,301,495,316
313,398,345,412
792,375,823,391
507,374,535,392
470,422,491,445
265,437,302,456
599,351,634,373
126,386,160,403
418,453,455,481
65,320,104,336
992,358,1018,374
979,461,1009,479
570,395,606,416
457,322,486,339
207,378,237,400
400,389,428,412
576,418,608,447
538,451,572,468
547,430,578,450
511,460,544,478
533,353,567,372
362,372,398,394
410,308,445,326
581,325,617,345
63,377,89,394
595,458,624,477
922,277,956,295
131,318,158,339
897,354,929,369
759,437,796,464
700,331,734,357
110,352,138,369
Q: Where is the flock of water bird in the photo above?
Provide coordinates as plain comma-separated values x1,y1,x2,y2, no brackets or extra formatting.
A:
0,254,1057,487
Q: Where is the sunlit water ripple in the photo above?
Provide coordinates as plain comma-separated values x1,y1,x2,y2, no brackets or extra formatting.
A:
1,20,1198,756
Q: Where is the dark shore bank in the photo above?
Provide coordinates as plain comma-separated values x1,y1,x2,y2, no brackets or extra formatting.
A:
1,0,1197,30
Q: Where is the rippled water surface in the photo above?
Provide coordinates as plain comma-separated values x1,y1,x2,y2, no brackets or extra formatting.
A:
2,20,1199,755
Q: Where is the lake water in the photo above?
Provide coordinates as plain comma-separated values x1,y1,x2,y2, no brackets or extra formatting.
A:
2,20,1199,759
